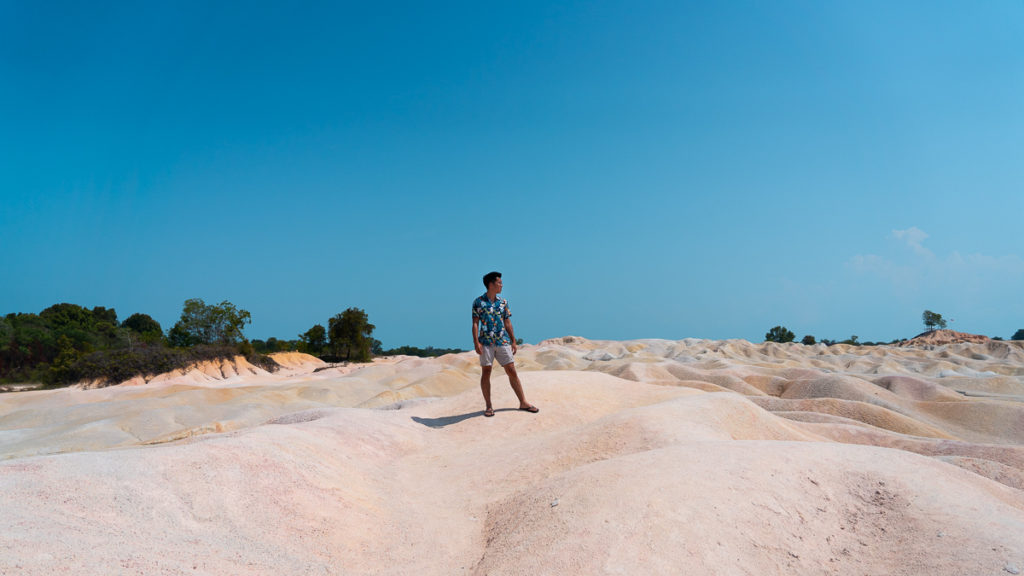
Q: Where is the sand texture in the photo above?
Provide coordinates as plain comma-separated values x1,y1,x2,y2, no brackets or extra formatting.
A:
1,338,1023,575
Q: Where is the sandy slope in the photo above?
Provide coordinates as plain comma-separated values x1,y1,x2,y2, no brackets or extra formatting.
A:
1,339,1022,575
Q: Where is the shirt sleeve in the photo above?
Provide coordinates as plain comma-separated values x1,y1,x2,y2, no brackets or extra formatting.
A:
502,300,511,320
471,299,481,320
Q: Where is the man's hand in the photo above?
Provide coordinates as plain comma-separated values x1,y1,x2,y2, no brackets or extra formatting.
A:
511,340,518,355
474,341,483,355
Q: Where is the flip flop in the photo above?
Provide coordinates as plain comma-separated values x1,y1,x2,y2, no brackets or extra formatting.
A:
484,408,495,417
518,405,539,413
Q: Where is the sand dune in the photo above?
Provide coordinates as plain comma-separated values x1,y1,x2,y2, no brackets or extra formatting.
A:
1,338,1022,574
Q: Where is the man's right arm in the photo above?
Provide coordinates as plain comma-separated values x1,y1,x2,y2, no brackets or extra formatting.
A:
472,316,482,355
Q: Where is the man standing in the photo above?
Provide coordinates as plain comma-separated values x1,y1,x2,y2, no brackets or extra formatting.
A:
472,271,538,417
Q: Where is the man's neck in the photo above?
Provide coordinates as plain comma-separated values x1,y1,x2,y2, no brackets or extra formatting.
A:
485,290,499,301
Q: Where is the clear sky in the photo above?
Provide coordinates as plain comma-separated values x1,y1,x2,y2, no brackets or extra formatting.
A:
2,1,1022,348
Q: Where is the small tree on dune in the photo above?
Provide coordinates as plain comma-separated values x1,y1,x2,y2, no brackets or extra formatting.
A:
765,326,795,343
1012,329,1024,341
922,310,947,332
801,335,816,345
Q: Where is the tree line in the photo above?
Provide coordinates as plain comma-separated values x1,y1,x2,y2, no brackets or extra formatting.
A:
0,300,273,388
764,310,1024,345
1,300,466,389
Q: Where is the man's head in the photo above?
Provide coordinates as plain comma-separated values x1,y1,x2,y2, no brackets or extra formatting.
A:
483,271,502,292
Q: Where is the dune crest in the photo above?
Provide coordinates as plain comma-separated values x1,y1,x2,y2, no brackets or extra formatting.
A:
898,328,993,347
1,337,1022,574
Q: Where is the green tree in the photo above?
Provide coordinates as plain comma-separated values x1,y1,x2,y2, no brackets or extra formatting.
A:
1012,329,1024,341
122,313,162,336
299,324,327,356
168,299,252,347
40,303,118,352
328,308,375,362
121,313,163,346
800,335,816,345
48,335,81,382
765,326,795,343
167,323,197,348
922,310,947,331
0,317,13,350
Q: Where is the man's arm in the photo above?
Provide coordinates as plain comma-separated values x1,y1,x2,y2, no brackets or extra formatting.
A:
472,316,482,355
504,318,517,355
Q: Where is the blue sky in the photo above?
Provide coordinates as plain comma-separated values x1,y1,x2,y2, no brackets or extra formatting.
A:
2,1,1022,348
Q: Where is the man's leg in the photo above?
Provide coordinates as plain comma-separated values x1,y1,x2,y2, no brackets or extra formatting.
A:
480,365,493,415
502,362,536,411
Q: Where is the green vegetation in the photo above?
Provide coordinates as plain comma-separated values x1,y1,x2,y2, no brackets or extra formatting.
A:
167,299,252,347
298,324,327,356
922,310,948,331
326,308,375,362
1012,329,1024,341
382,345,464,357
0,300,276,389
764,326,795,343
251,337,302,354
800,335,816,345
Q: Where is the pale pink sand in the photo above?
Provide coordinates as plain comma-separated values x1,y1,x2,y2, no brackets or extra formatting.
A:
1,339,1022,574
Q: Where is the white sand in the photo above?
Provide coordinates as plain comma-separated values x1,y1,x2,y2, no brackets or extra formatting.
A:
1,339,1022,574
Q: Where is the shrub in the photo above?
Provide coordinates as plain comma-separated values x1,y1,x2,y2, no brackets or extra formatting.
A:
765,326,795,343
800,335,816,345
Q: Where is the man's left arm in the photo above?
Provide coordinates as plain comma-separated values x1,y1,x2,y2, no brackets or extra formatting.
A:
504,318,517,355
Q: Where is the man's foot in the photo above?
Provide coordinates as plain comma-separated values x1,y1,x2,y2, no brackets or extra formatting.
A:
518,405,539,413
484,408,495,417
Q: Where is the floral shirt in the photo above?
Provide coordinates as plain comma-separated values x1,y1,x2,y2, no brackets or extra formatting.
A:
472,294,511,346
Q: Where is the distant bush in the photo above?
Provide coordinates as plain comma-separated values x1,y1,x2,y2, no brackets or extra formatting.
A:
382,345,465,358
800,335,816,345
1012,329,1024,341
765,326,795,343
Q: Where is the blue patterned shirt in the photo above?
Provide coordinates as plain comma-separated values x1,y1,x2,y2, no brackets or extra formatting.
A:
472,294,511,346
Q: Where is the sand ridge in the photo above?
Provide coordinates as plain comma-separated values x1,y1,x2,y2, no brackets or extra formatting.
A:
0,337,1022,574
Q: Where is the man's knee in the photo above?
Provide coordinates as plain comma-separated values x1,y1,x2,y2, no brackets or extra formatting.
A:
481,366,493,376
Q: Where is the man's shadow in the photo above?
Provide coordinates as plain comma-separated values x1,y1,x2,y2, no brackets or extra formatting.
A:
411,409,517,428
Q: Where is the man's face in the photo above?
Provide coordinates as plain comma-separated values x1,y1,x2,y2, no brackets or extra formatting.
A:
492,277,503,293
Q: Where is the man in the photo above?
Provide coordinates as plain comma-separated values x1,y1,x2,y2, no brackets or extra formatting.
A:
472,271,538,417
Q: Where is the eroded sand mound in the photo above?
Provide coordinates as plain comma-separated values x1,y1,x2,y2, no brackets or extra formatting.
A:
899,329,992,347
1,337,1022,574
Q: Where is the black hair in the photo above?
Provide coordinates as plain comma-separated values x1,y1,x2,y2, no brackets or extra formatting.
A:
483,271,502,289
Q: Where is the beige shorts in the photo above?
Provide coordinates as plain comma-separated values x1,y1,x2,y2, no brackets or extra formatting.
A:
480,344,514,367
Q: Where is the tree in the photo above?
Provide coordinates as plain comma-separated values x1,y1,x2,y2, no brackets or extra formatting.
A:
801,335,816,345
765,326,795,343
121,313,163,346
922,310,947,331
328,308,375,362
1012,329,1024,341
122,313,162,336
299,324,327,356
168,299,252,347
